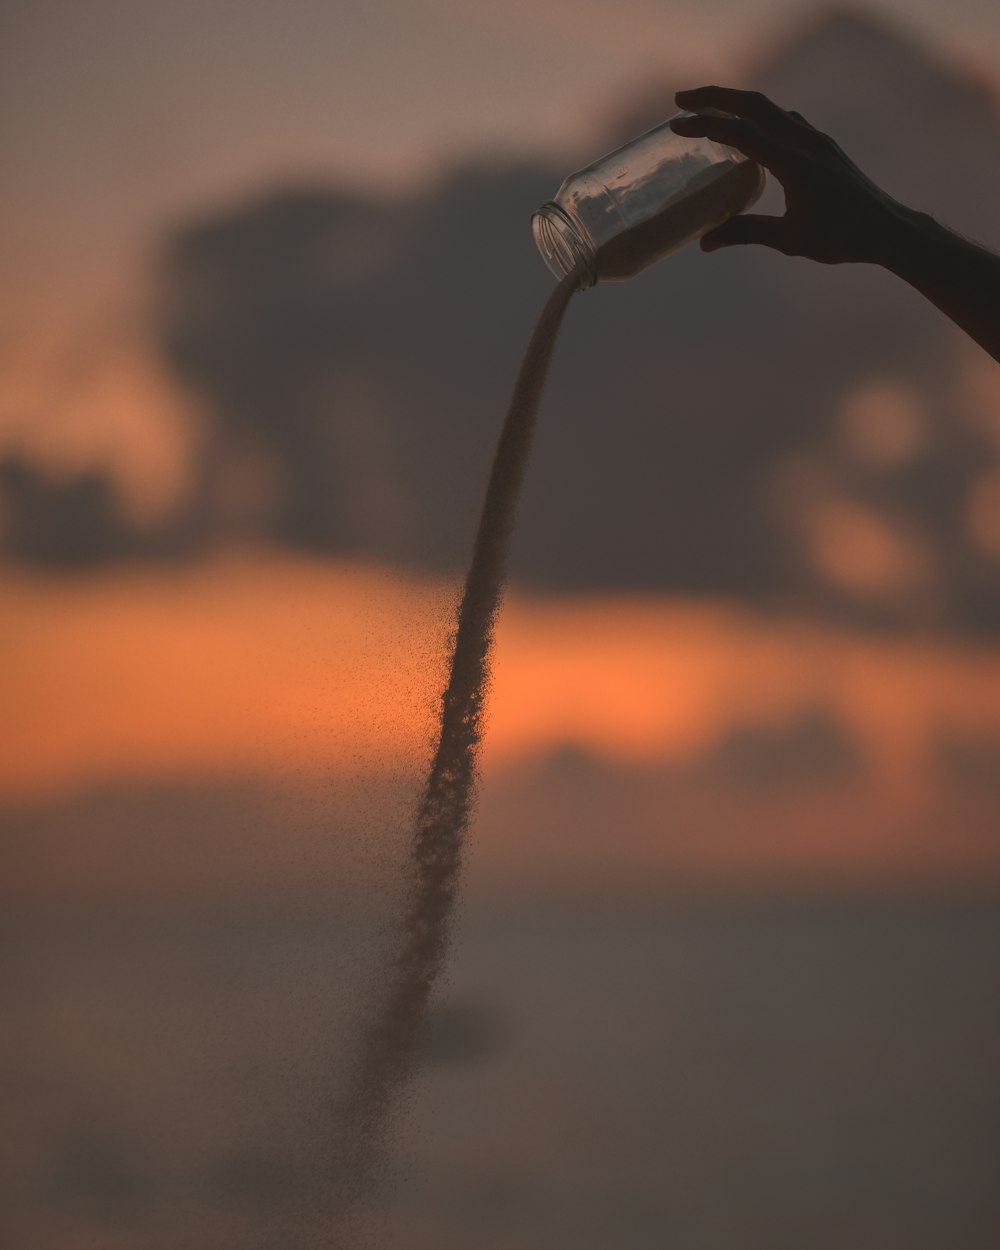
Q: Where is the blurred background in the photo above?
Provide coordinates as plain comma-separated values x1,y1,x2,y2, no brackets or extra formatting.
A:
4,1,1000,1246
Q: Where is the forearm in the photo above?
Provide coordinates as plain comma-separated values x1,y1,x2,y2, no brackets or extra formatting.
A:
879,206,1000,365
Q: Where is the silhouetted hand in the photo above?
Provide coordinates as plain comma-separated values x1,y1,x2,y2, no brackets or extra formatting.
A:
668,84,1000,365
668,85,907,265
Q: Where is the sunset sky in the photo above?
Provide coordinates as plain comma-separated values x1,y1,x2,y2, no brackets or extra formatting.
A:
1,551,996,803
3,0,1000,514
6,18,1000,1250
5,1,1000,891
7,551,1000,898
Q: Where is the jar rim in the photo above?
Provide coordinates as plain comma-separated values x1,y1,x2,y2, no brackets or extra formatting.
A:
531,201,597,289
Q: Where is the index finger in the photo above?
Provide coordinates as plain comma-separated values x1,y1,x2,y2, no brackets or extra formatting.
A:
669,113,776,170
674,86,793,139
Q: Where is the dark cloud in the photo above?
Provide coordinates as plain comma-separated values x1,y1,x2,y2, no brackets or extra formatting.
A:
934,730,1000,793
8,9,1000,630
0,455,133,568
689,707,866,790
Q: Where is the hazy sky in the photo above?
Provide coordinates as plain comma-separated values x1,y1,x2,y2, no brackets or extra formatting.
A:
4,0,1000,318
4,2,1000,878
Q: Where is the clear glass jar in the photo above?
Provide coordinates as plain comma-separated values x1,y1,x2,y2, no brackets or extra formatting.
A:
532,112,766,287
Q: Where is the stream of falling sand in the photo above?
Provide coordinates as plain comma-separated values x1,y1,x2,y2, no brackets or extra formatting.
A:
332,268,580,1228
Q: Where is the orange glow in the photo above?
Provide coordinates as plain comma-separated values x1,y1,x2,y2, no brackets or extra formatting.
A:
808,498,931,596
0,333,197,526
6,551,1000,810
4,554,448,799
966,471,1000,559
837,378,927,467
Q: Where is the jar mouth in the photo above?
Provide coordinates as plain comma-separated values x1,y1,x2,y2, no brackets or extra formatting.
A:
531,201,597,288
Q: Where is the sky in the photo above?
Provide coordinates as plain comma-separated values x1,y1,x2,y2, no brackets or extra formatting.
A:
8,550,1000,896
4,0,1000,322
5,0,1000,890
6,17,1000,1244
3,0,1000,476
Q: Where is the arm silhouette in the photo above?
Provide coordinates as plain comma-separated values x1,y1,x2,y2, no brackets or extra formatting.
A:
669,85,1000,365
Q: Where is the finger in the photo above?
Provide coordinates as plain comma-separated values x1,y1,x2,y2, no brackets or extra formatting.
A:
701,213,790,253
674,86,791,139
669,113,772,166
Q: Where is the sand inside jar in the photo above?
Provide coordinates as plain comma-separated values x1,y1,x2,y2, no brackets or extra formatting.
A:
595,158,763,281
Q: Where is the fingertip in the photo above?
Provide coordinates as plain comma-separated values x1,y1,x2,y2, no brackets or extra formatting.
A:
700,226,731,252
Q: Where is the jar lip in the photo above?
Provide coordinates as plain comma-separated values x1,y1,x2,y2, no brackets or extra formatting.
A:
531,201,597,288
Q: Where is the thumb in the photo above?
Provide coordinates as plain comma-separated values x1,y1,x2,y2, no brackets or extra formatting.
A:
701,213,789,252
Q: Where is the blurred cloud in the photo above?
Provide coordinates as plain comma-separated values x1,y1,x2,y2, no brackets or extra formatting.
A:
966,471,1000,558
806,496,934,598
837,378,929,468
6,552,1000,900
75,7,992,633
4,11,1000,622
0,335,198,526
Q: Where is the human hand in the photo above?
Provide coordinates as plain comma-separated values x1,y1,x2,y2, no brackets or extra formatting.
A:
669,85,911,266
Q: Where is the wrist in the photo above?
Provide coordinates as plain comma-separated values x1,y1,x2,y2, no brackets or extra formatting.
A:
876,201,945,279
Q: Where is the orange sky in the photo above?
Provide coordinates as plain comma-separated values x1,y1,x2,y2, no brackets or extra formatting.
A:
6,550,1000,807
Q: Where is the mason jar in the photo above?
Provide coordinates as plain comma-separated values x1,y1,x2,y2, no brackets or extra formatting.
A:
532,112,766,288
